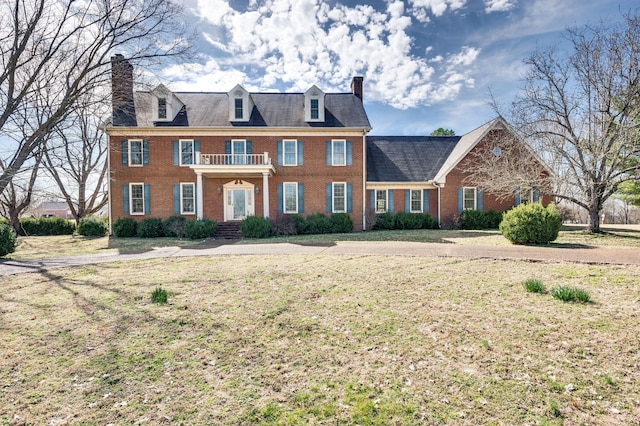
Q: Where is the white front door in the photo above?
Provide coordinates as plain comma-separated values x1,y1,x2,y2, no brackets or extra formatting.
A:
224,183,254,221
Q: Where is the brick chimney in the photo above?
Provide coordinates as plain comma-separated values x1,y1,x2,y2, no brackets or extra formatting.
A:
351,76,363,101
111,54,137,126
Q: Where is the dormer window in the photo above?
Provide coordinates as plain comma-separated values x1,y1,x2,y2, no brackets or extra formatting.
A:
228,85,253,122
305,85,325,122
158,98,167,120
234,98,243,120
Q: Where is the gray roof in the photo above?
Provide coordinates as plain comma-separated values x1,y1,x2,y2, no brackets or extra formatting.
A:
123,92,371,129
367,136,460,182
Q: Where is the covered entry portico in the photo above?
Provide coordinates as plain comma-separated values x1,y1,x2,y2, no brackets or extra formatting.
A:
189,152,276,221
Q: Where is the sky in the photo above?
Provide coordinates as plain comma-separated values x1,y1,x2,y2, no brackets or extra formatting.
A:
157,0,637,136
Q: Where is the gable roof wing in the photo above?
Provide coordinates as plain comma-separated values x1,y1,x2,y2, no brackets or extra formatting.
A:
367,136,460,182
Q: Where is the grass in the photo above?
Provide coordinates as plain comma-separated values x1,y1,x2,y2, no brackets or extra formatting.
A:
6,224,640,261
550,285,592,303
1,255,639,424
524,278,546,293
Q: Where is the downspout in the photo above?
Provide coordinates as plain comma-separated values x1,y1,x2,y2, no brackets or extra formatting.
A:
107,133,113,235
362,130,368,230
432,181,441,227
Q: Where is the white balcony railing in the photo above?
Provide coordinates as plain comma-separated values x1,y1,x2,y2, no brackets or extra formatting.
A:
197,152,271,166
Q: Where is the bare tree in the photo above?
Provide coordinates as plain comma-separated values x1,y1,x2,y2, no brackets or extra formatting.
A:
499,12,640,233
0,0,191,196
0,151,42,232
43,99,109,224
461,123,554,202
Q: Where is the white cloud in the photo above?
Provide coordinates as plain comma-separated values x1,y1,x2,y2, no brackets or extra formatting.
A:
169,0,481,109
485,0,516,13
409,0,467,17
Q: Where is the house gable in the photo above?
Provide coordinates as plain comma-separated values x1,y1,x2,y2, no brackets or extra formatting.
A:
151,84,184,124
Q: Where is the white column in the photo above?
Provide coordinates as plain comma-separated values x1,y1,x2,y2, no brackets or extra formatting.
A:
196,172,204,220
262,172,270,219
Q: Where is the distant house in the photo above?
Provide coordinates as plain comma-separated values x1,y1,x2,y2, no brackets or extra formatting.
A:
32,201,73,219
105,55,551,232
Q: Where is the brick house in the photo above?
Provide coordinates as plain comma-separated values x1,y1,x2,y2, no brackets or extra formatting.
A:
106,55,551,232
366,117,553,228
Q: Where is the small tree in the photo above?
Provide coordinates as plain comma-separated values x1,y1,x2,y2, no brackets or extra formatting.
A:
430,128,455,136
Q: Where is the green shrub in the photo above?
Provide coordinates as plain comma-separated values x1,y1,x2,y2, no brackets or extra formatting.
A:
551,286,591,303
330,213,353,233
112,217,137,237
291,214,308,234
137,217,165,238
523,278,546,293
421,213,440,229
499,203,561,244
19,217,75,236
460,209,503,229
394,211,424,230
0,223,17,257
164,215,187,238
77,216,108,236
240,216,272,238
151,287,168,304
305,213,333,234
184,218,217,239
373,212,395,230
271,215,298,236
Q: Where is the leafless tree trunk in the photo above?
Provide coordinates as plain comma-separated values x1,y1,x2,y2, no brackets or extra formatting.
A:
495,12,640,233
0,152,42,233
0,0,192,196
43,99,109,224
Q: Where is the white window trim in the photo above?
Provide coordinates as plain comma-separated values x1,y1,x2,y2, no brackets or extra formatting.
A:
179,139,194,166
283,182,298,214
332,140,346,166
410,189,423,213
157,97,167,120
283,139,298,166
333,182,346,213
129,183,145,215
128,140,143,167
180,182,195,215
310,98,319,120
234,97,243,120
375,189,388,213
463,187,477,210
231,139,246,154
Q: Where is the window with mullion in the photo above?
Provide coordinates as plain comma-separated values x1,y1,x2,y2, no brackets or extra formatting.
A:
333,182,346,213
332,140,346,166
129,140,143,166
375,189,387,213
234,98,243,119
181,183,195,214
232,139,246,164
310,99,319,119
158,98,167,119
283,182,298,214
410,189,422,213
463,187,477,210
180,140,194,165
283,139,297,166
130,183,144,214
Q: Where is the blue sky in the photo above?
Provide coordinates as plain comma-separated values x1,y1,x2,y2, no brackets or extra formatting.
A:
157,0,637,135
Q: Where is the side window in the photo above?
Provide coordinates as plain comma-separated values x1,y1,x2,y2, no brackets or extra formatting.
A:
332,140,346,166
181,183,195,214
283,140,298,166
283,182,298,214
463,187,477,210
130,183,145,214
333,182,346,213
410,190,422,213
180,140,194,165
375,189,387,213
129,140,143,166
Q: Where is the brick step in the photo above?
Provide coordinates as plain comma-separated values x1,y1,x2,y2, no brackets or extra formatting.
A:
215,221,242,239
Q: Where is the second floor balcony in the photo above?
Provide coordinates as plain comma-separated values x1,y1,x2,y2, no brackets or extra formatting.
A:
190,151,276,177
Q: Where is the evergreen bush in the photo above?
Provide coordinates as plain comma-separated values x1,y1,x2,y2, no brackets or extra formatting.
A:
112,217,137,237
77,216,108,236
421,213,440,229
184,218,217,239
240,216,272,238
305,213,334,234
137,217,165,238
499,203,562,244
460,209,503,229
394,211,424,230
0,223,17,257
330,213,353,233
164,215,187,238
373,212,395,230
19,217,75,236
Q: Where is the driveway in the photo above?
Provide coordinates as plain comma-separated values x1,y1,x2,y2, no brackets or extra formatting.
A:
1,239,638,276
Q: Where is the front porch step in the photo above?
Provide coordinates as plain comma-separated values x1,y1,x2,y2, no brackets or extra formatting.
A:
215,221,242,239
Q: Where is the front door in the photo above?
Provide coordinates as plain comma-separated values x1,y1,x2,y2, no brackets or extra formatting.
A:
224,182,254,221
